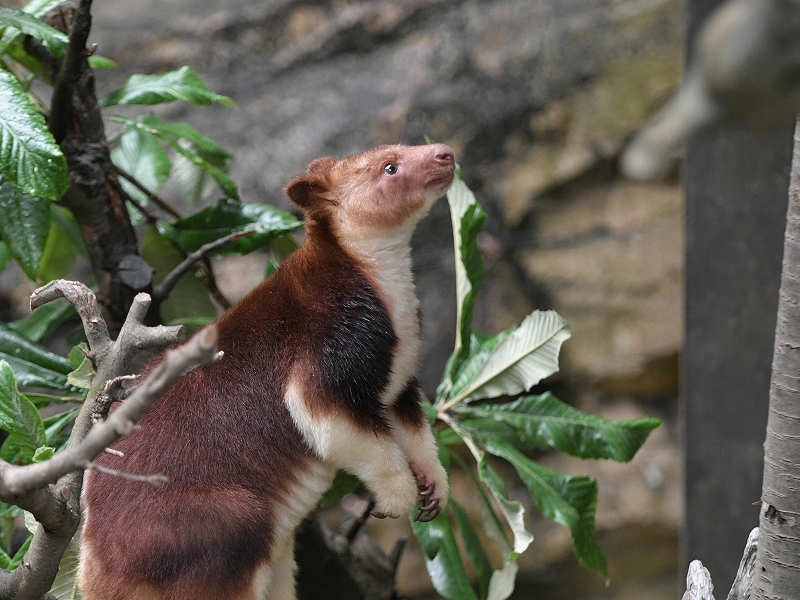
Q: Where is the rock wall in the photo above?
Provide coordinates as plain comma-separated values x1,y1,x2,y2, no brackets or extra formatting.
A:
30,0,690,597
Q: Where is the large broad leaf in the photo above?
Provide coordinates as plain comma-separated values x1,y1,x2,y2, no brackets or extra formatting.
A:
0,360,46,460
111,114,238,199
20,0,64,17
479,435,607,577
36,206,80,283
173,140,230,205
456,392,661,461
437,178,486,401
441,310,571,410
157,197,302,255
141,224,217,328
48,531,81,599
450,500,493,600
119,115,233,162
0,321,75,390
111,128,172,204
445,419,533,559
100,66,235,108
0,321,72,375
411,508,479,600
0,175,51,279
0,71,68,200
0,8,67,57
0,0,63,63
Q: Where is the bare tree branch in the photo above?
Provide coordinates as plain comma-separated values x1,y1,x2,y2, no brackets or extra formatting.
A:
153,230,256,302
114,165,182,220
30,280,110,360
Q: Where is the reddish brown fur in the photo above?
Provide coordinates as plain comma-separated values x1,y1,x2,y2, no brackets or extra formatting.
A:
80,144,454,600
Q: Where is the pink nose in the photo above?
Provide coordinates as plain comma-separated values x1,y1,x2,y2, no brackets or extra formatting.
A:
431,144,455,166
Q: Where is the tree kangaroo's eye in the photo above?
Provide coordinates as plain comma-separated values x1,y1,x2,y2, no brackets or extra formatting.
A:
384,163,398,175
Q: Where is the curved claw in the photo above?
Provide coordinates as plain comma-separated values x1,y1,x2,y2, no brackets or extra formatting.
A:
371,511,388,519
419,497,439,512
414,504,441,522
417,482,435,497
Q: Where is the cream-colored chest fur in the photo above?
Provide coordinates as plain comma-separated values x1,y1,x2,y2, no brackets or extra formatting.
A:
340,226,421,406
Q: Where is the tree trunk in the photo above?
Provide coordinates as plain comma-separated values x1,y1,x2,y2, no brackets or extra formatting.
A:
756,116,800,599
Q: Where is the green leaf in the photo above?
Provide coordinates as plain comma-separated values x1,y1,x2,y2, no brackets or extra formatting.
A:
487,562,518,600
171,135,233,205
45,406,80,453
111,114,237,199
88,55,117,69
141,225,216,327
442,310,571,409
0,320,73,375
100,66,235,108
36,205,80,283
0,503,22,520
319,471,361,508
121,115,233,161
48,531,82,599
66,354,95,390
411,508,479,600
20,0,64,17
0,361,46,459
451,500,493,599
479,436,607,577
111,128,171,203
32,445,54,462
0,71,68,200
0,176,51,278
0,242,12,272
0,321,75,390
157,197,302,255
0,514,13,555
447,420,533,558
437,178,486,401
457,392,661,461
0,8,67,57
0,0,62,59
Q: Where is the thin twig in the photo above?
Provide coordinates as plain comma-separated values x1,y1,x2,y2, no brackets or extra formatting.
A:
84,462,168,487
200,255,232,310
114,165,183,220
124,192,159,224
153,230,257,302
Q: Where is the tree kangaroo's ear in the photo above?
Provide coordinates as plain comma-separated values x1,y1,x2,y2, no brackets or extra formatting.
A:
284,157,337,211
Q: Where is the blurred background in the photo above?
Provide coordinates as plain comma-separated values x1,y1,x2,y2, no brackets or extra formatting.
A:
0,0,696,598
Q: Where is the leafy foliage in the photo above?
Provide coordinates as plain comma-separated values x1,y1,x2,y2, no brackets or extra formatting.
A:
100,66,235,108
409,175,661,598
0,3,661,597
0,71,68,200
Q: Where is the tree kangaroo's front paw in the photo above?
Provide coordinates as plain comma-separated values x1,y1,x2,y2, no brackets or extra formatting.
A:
371,472,418,519
410,463,449,522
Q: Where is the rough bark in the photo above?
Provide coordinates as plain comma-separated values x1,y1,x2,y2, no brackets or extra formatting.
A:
755,117,800,599
32,0,143,334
